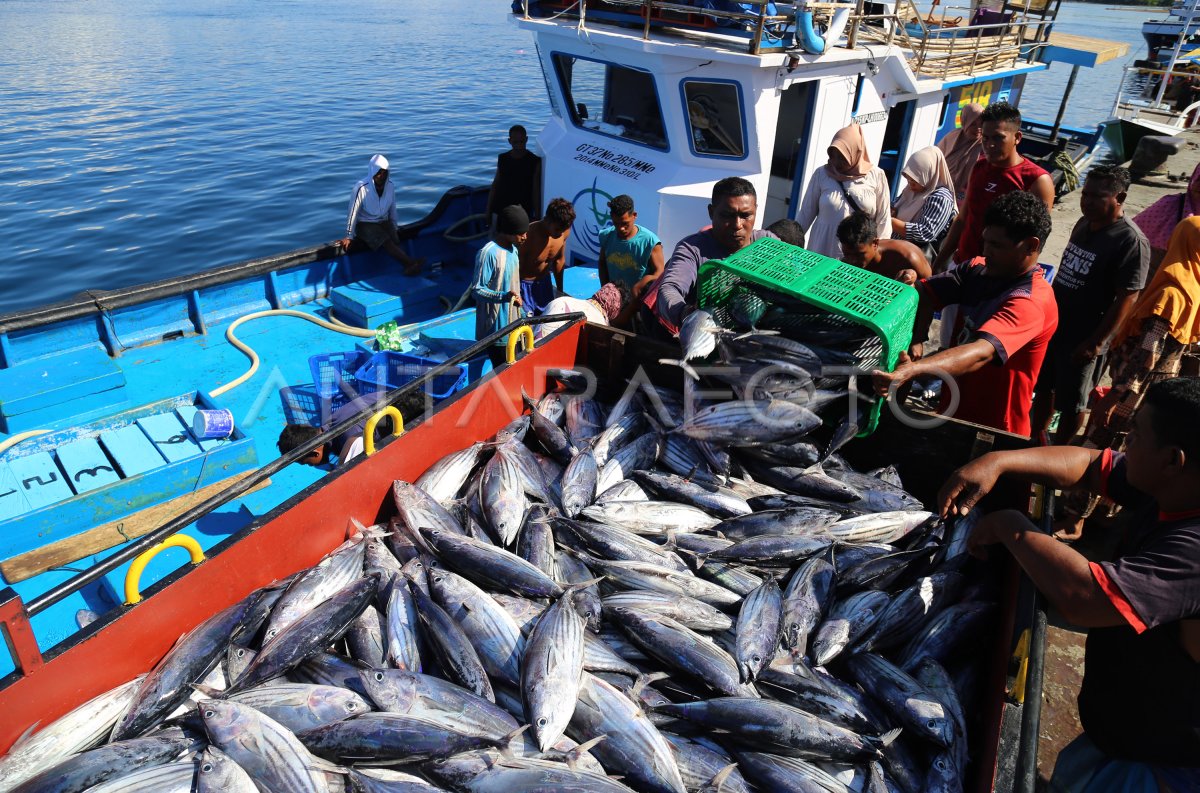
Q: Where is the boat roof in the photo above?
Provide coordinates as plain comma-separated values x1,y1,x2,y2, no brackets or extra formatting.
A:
1038,31,1130,69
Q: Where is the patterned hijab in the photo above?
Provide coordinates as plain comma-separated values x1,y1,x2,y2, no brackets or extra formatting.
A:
1133,162,1200,250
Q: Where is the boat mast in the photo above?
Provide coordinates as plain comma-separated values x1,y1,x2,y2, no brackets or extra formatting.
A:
1152,0,1200,109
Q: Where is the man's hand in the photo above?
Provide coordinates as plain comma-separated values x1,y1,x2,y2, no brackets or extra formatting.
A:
896,268,918,286
872,351,916,398
509,291,523,307
937,453,1002,518
909,342,924,361
337,238,352,252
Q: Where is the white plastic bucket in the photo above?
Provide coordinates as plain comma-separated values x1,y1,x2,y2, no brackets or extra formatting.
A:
192,408,234,439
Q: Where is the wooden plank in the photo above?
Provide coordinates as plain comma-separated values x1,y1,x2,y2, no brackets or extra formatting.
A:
55,438,121,495
0,464,31,522
100,425,165,478
0,471,270,584
136,413,201,464
5,452,72,510
175,406,231,452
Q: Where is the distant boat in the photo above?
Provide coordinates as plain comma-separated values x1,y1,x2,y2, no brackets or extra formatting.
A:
1143,0,1200,63
1101,1,1200,163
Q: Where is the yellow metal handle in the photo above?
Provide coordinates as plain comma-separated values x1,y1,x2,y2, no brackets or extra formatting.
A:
1008,628,1031,704
364,406,404,457
124,535,205,605
507,326,535,364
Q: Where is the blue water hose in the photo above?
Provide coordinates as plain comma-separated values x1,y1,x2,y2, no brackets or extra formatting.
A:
797,10,826,54
795,5,852,56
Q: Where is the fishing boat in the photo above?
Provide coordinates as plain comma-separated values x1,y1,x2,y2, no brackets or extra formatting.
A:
1143,0,1200,63
0,0,1104,678
0,318,1051,792
1101,1,1200,163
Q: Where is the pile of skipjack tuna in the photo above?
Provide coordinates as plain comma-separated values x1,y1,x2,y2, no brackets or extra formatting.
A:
0,372,998,793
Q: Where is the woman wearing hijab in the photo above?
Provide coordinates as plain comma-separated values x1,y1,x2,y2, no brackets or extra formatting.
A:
797,123,891,259
1133,162,1200,275
937,102,984,208
890,146,957,260
1055,216,1200,541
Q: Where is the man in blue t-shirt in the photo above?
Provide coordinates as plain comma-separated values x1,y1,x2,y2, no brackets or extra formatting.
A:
940,378,1200,788
598,194,664,303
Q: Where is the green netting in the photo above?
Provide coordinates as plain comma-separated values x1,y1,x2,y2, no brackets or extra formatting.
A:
697,237,919,434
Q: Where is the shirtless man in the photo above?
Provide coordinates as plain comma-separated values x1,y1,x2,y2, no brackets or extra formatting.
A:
519,197,576,316
836,211,931,285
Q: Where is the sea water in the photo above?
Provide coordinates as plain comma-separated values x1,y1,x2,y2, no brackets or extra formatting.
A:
0,1,1155,314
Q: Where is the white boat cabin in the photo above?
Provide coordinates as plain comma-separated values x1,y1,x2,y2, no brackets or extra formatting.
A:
514,0,1059,265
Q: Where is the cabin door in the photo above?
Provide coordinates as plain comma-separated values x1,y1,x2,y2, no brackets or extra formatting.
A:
765,80,817,225
879,99,917,200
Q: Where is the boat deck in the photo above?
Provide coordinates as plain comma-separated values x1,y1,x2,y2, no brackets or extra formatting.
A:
0,248,599,679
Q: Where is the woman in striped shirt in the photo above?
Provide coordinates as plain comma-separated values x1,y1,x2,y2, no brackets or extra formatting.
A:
890,146,957,262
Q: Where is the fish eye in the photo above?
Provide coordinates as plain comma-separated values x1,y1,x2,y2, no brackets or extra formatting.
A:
346,702,358,710
204,709,215,718
202,762,213,772
537,717,548,727
751,654,761,663
374,672,385,681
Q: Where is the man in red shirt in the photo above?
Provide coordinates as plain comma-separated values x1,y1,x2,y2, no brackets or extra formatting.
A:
932,102,1055,274
873,190,1058,437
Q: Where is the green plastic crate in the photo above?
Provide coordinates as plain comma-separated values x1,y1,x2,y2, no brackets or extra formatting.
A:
697,237,919,434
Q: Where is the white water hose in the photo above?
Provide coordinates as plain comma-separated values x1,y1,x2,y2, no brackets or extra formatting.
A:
0,307,431,457
208,309,378,397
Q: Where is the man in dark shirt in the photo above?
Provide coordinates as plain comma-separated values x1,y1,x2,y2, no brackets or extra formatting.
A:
872,191,1058,437
276,392,394,468
938,377,1200,788
654,176,777,333
487,125,542,223
1033,166,1149,445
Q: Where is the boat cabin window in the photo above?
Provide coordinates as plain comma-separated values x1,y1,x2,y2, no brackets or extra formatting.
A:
682,80,745,158
551,53,668,150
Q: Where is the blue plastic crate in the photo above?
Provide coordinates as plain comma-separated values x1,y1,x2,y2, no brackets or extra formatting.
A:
280,385,352,427
355,352,468,401
309,351,372,401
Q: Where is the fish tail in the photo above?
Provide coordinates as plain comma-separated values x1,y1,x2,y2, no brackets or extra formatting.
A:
657,358,700,381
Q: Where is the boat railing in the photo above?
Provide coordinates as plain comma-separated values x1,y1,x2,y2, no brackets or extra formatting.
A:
0,312,586,675
516,0,796,56
852,0,1056,79
1171,0,1200,17
1110,63,1200,128
517,1,1057,76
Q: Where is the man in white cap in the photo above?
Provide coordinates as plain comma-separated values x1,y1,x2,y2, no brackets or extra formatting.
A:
338,154,424,275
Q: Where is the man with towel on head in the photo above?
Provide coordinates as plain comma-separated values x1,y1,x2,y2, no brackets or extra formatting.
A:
339,154,424,275
535,282,631,340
